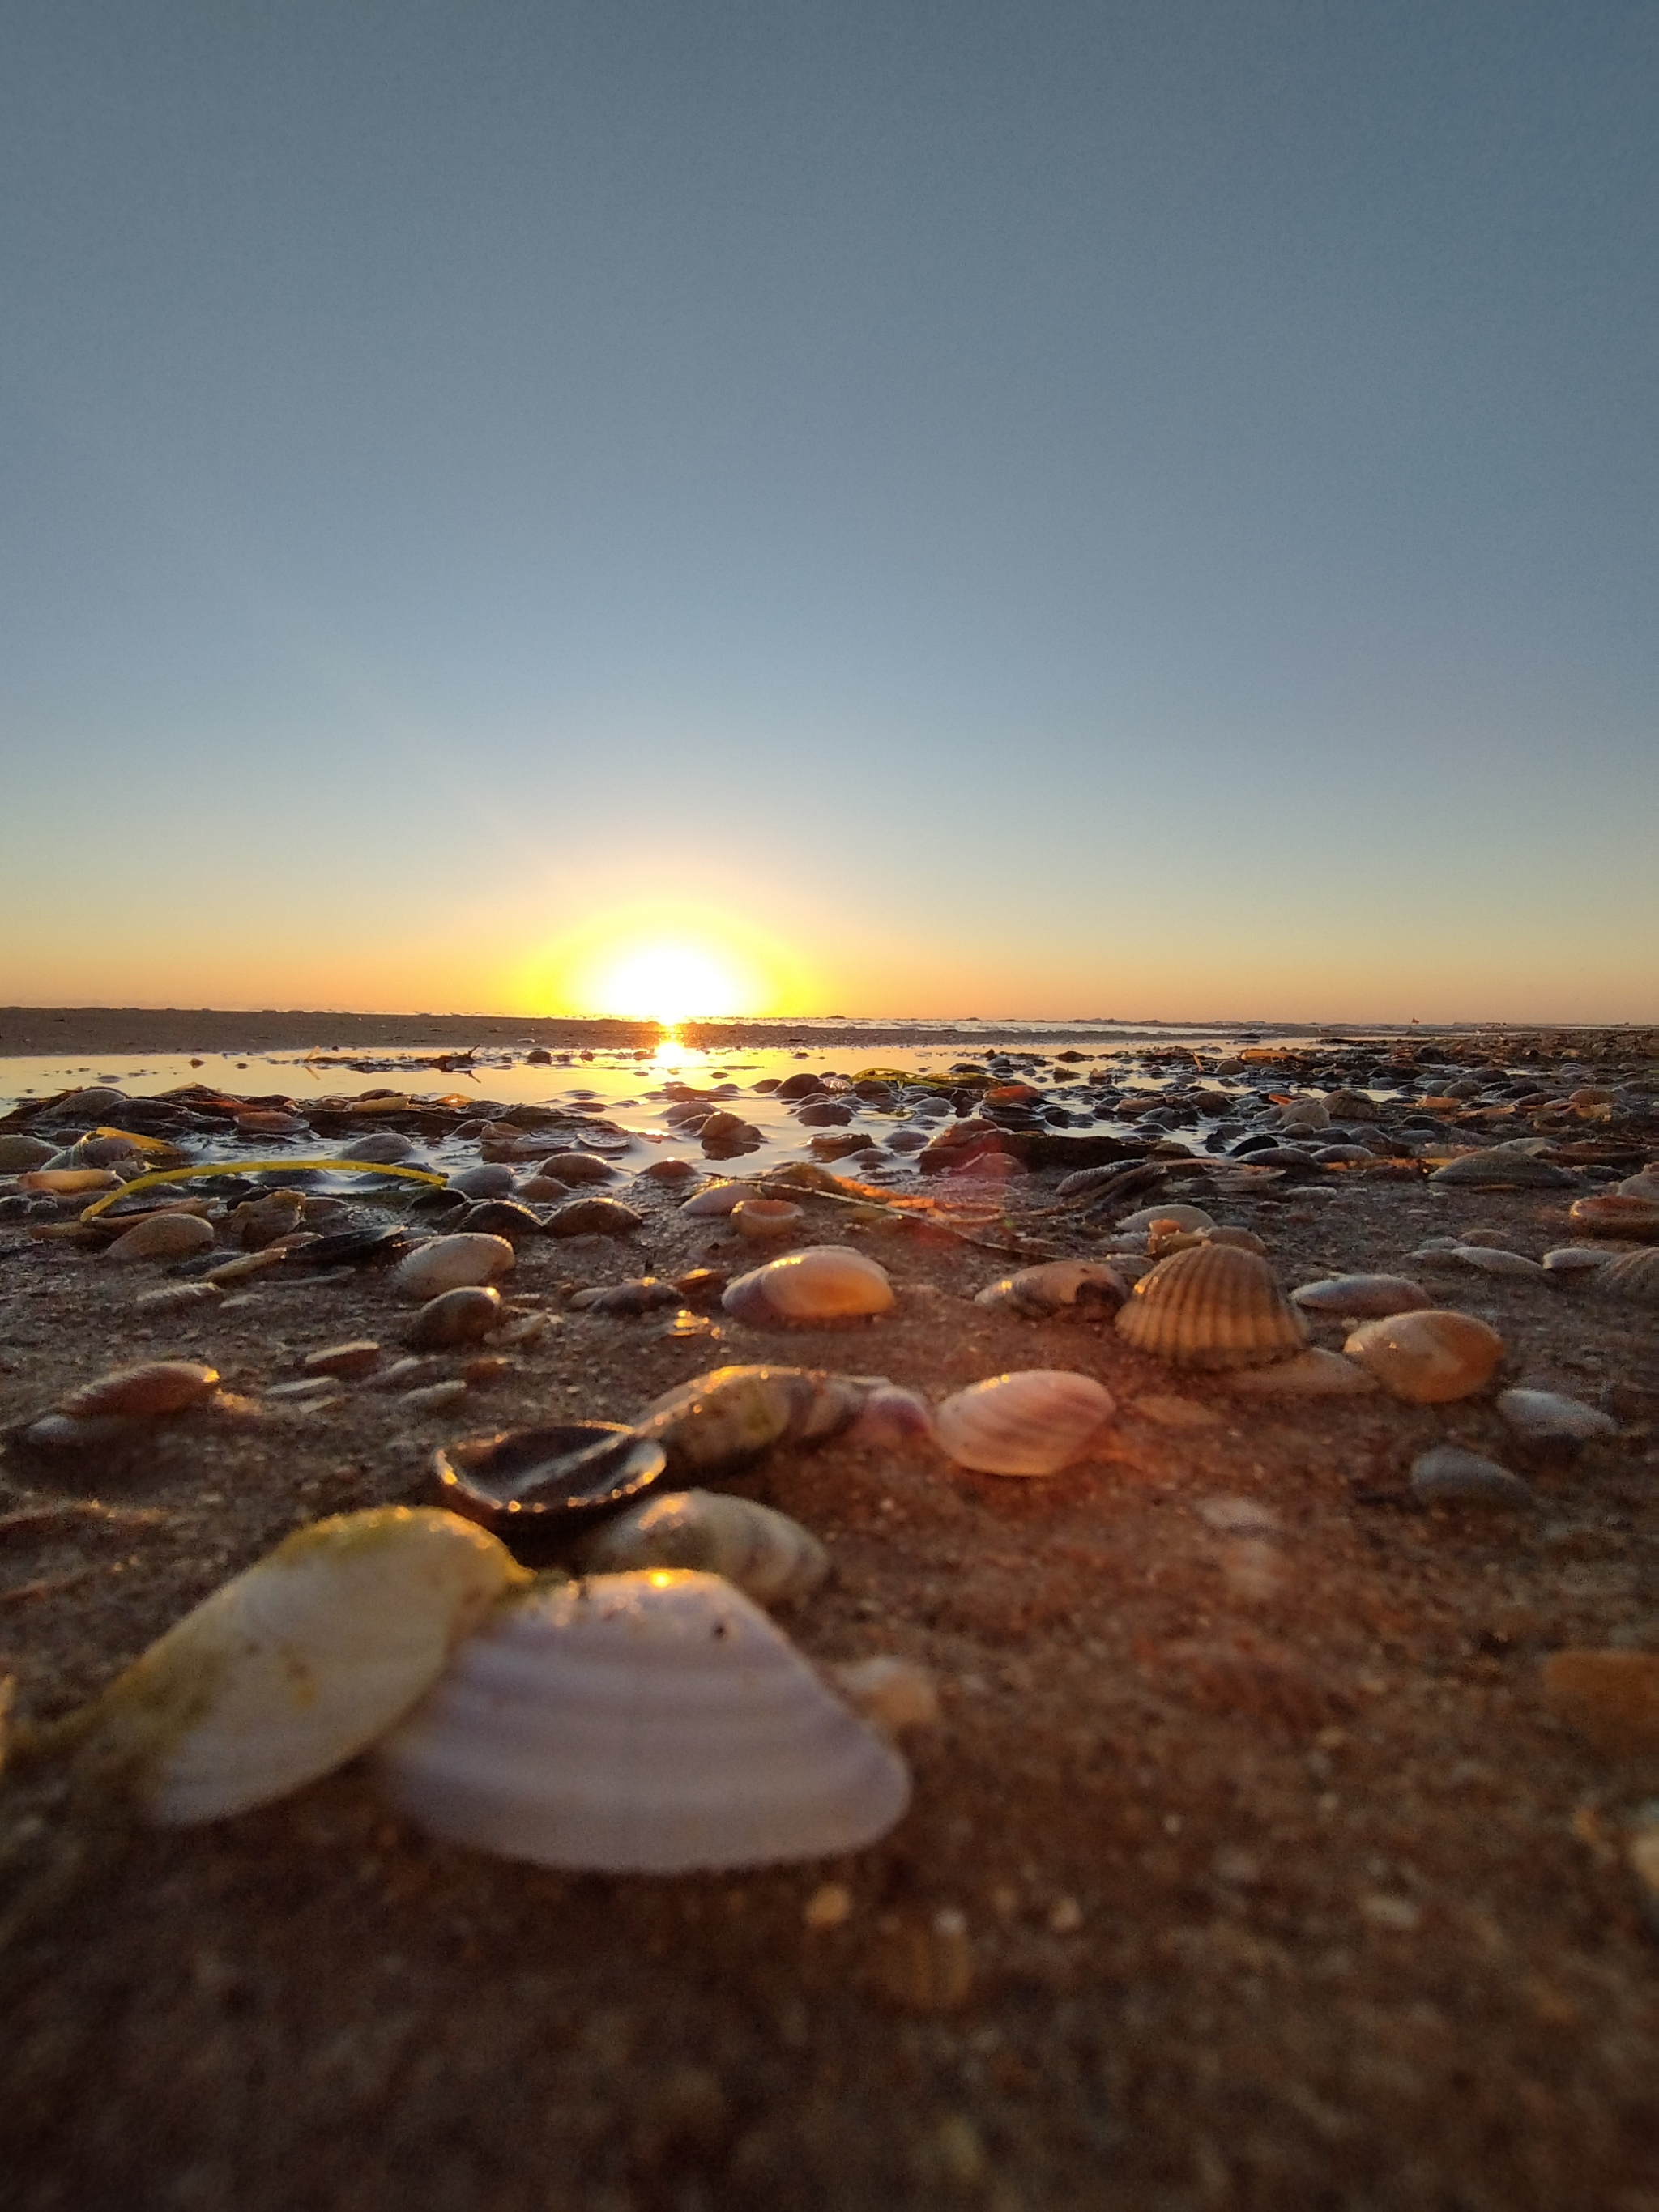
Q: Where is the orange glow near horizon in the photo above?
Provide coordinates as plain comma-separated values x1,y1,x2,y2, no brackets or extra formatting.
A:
519,905,811,1025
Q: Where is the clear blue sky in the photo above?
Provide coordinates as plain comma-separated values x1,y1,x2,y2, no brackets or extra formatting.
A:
2,2,1654,1022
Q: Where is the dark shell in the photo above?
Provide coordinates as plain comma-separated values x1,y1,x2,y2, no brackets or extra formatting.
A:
538,1152,619,1184
544,1197,644,1239
405,1285,503,1349
458,1200,545,1241
430,1421,667,1560
286,1225,413,1270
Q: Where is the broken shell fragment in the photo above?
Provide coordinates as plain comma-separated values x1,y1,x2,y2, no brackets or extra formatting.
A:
731,1198,805,1241
1115,1243,1308,1370
935,1370,1115,1477
974,1260,1126,1319
573,1490,829,1606
432,1422,667,1557
722,1246,895,1325
375,1570,911,1873
832,1656,940,1735
391,1234,515,1301
58,1360,220,1420
1341,1310,1504,1404
74,1507,525,1823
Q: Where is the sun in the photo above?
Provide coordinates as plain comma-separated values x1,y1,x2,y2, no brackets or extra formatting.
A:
591,940,749,1025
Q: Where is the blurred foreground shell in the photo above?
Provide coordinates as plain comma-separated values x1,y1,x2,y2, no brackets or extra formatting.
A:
975,1260,1126,1319
75,1508,524,1823
1115,1244,1307,1370
58,1360,220,1420
722,1246,895,1325
1594,1248,1659,1305
375,1570,911,1872
1342,1310,1504,1403
631,1365,878,1477
573,1490,829,1605
935,1370,1115,1477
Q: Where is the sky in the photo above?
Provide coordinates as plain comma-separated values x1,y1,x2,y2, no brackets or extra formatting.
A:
2,1,1654,1026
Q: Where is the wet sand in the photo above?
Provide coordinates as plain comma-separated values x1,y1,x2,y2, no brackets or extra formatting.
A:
1,1031,1655,2210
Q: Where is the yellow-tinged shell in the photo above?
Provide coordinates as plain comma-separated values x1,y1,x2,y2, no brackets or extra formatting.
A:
631,1365,877,1476
58,1361,220,1419
1114,1243,1307,1370
79,1507,526,1823
1341,1310,1504,1404
1567,1194,1659,1241
722,1245,895,1324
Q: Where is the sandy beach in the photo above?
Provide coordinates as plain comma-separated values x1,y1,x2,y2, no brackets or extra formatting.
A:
1,1025,1654,2210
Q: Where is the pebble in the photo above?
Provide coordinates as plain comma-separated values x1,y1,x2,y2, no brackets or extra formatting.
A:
1542,1247,1616,1276
1428,1149,1576,1188
0,1135,58,1171
391,1234,515,1300
405,1285,504,1349
446,1164,518,1199
20,1413,144,1449
640,1157,697,1181
831,1656,941,1734
804,1882,855,1929
538,1152,619,1184
103,1213,218,1263
1410,1447,1534,1510
302,1339,383,1379
1290,1273,1433,1317
1495,1388,1618,1445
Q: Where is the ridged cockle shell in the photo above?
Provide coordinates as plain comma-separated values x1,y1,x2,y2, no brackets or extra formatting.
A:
1115,1243,1307,1370
573,1490,829,1606
935,1370,1115,1477
1594,1248,1659,1304
1341,1310,1504,1403
77,1507,526,1823
375,1570,911,1873
722,1245,895,1325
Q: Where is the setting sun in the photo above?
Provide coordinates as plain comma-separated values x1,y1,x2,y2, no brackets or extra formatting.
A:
590,940,748,1024
518,903,812,1023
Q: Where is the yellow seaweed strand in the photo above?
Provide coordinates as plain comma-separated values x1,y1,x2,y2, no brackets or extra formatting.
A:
78,1159,447,1222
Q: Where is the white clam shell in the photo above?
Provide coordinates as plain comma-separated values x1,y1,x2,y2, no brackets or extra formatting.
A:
1594,1247,1659,1304
722,1245,895,1325
1114,1204,1215,1236
376,1570,911,1873
83,1508,524,1824
935,1370,1115,1477
391,1234,516,1300
103,1213,217,1263
573,1490,830,1606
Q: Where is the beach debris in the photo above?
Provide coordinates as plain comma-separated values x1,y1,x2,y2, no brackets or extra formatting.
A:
1115,1243,1308,1370
405,1285,504,1350
572,1490,830,1606
375,1570,911,1872
722,1246,896,1326
935,1370,1115,1477
1341,1310,1504,1402
58,1507,523,1823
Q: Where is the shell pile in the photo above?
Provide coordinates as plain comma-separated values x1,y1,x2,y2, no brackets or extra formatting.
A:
376,1570,911,1873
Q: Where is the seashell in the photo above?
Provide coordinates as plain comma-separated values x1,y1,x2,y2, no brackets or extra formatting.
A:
681,1180,772,1217
0,1134,58,1171
975,1260,1126,1320
340,1129,417,1163
19,1168,122,1193
537,1151,619,1184
446,1164,518,1198
1275,1099,1330,1130
1451,1247,1546,1280
1341,1310,1504,1403
75,1507,524,1823
1290,1274,1433,1318
58,1361,220,1420
1594,1247,1659,1304
641,1157,698,1181
1569,1193,1659,1241
1542,1649,1659,1758
405,1285,503,1350
732,1198,805,1242
831,1656,941,1734
935,1370,1115,1477
573,1490,829,1605
286,1223,412,1272
1429,1149,1575,1187
1113,1203,1215,1236
1616,1169,1659,1202
1410,1447,1533,1510
543,1196,643,1240
432,1421,667,1558
1542,1246,1615,1276
391,1234,515,1300
302,1339,382,1379
1225,1349,1377,1396
1495,1388,1618,1445
375,1570,911,1872
1115,1244,1307,1370
231,1190,308,1250
723,1246,895,1326
847,1383,937,1447
567,1276,683,1315
632,1365,878,1476
102,1213,217,1263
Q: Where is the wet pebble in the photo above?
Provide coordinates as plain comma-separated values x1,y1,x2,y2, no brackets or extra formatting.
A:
0,1135,58,1171
1495,1388,1618,1445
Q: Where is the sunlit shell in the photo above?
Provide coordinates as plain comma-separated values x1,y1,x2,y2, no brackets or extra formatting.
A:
58,1361,220,1420
573,1490,829,1605
974,1260,1126,1319
632,1365,879,1476
1594,1248,1659,1305
732,1198,805,1242
680,1180,770,1217
1567,1194,1659,1241
1115,1203,1215,1236
78,1508,525,1824
1341,1310,1504,1403
375,1570,911,1872
1429,1149,1575,1188
1542,1246,1616,1276
722,1246,895,1325
19,1167,122,1193
103,1213,217,1263
935,1370,1115,1477
1115,1243,1307,1370
391,1234,516,1300
1290,1274,1433,1319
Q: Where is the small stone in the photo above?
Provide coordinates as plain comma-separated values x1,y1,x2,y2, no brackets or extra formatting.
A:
0,1136,58,1171
1495,1389,1618,1445
22,1413,145,1449
460,1354,511,1386
1410,1447,1534,1510
1359,1894,1422,1932
1047,1894,1084,1933
1430,1149,1576,1188
391,1234,515,1301
544,1196,643,1239
302,1340,382,1379
866,1907,973,2013
832,1656,940,1734
538,1151,619,1185
445,1164,518,1198
405,1285,504,1349
103,1213,217,1263
640,1157,697,1181
1542,1247,1615,1276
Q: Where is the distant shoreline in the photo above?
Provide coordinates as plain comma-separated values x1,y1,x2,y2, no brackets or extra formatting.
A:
1,1006,1653,1059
